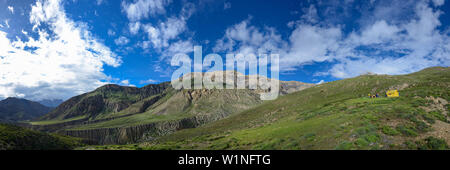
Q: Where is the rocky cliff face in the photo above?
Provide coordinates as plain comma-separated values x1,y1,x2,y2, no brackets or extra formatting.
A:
63,115,214,145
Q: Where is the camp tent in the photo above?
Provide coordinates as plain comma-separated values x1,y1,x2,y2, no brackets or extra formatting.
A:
386,90,399,97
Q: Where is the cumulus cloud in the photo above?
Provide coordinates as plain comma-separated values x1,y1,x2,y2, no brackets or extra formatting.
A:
139,79,158,84
125,2,196,63
129,22,141,35
432,0,445,6
96,0,104,6
213,0,449,79
120,1,196,76
165,40,194,57
114,36,130,45
301,5,318,24
0,0,122,100
121,0,172,21
4,20,10,28
213,18,341,71
214,18,287,55
282,24,342,70
328,0,449,78
316,80,325,84
7,6,14,14
142,17,187,50
119,80,135,86
107,29,115,36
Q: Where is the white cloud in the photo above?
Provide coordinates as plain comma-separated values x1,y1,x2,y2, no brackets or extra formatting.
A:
213,0,449,79
301,5,318,24
7,6,14,14
141,17,188,51
214,18,341,71
124,2,195,57
212,18,288,72
142,24,161,48
165,40,193,56
139,79,158,84
96,0,104,5
119,80,135,86
4,20,10,28
327,0,449,78
107,29,115,36
316,80,325,84
114,36,130,45
432,0,445,6
349,20,400,45
282,24,342,70
214,18,287,56
121,0,172,21
0,0,121,100
129,22,141,35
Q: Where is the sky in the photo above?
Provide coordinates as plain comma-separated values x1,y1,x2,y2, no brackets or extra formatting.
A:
0,0,449,101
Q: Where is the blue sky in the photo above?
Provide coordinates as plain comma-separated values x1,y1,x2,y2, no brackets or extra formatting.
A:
0,0,449,100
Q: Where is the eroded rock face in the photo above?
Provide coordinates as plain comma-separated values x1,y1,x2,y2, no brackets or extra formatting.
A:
63,115,214,145
280,81,315,94
105,100,131,113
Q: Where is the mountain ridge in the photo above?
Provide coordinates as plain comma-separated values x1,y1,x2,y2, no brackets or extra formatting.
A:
36,99,64,108
0,97,52,122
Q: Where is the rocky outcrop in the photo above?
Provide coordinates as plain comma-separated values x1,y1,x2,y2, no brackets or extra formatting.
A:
139,95,162,113
63,115,214,145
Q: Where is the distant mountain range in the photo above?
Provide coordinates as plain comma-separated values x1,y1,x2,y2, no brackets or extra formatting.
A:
36,99,64,107
0,97,52,122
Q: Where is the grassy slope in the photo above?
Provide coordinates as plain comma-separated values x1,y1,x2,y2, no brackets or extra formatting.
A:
29,115,87,125
0,123,83,150
86,67,449,150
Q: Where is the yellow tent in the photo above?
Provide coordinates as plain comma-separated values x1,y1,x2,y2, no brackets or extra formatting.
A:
386,90,399,97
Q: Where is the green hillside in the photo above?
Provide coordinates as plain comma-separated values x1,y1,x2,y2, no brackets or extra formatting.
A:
86,67,449,150
0,123,83,150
